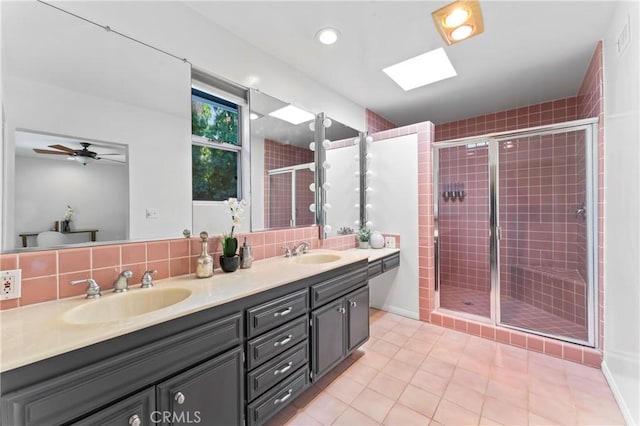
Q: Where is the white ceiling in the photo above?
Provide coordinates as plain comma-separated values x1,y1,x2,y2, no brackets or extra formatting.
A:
185,1,616,126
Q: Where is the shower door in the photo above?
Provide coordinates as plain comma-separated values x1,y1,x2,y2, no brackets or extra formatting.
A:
267,163,315,228
495,125,595,345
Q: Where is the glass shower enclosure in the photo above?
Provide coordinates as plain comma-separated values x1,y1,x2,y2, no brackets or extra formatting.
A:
434,119,598,346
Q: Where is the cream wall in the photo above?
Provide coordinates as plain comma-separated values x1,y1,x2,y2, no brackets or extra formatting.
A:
602,1,640,424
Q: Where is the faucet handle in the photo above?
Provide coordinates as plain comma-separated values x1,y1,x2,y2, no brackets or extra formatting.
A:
301,241,310,254
70,278,101,299
141,269,158,288
282,246,292,258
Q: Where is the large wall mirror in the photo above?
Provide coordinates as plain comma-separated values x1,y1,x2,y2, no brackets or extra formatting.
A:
249,89,317,231
1,1,191,252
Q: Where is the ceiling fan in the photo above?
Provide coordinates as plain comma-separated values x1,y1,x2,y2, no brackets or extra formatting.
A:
33,142,125,166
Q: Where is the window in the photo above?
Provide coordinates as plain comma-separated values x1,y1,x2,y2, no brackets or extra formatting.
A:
191,87,242,201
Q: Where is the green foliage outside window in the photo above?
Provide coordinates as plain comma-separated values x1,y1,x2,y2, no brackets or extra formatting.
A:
191,95,239,144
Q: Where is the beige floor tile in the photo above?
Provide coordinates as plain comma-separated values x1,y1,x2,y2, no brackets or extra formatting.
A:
393,347,427,368
265,404,298,426
409,331,441,345
351,388,396,423
529,378,573,406
370,339,402,358
357,351,391,370
429,346,462,364
485,379,528,409
442,382,485,414
382,330,411,347
332,407,381,426
528,350,565,371
393,323,421,338
456,353,493,377
529,392,577,425
368,371,409,400
381,358,418,383
398,385,441,419
342,361,379,386
410,369,449,396
450,367,489,394
492,352,528,373
478,416,503,425
403,338,435,355
314,368,341,390
301,392,348,425
433,399,480,426
488,365,529,387
419,356,456,379
481,396,529,425
383,403,431,425
293,384,323,409
324,374,366,405
528,412,560,425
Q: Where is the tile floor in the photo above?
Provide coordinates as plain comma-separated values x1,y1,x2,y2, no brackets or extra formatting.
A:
440,286,588,341
266,309,624,425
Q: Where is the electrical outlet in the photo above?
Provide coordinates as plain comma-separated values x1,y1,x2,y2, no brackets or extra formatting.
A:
384,237,396,248
1,269,22,300
146,208,160,219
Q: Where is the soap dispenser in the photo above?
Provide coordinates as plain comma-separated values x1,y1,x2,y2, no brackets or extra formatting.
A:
196,231,214,278
239,237,253,269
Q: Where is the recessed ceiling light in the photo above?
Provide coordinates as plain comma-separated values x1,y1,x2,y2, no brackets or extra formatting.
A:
249,112,261,120
444,8,469,27
269,105,315,125
451,25,473,41
382,48,457,91
432,0,484,45
316,28,339,45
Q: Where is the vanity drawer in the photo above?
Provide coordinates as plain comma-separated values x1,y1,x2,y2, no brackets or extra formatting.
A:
368,260,383,278
247,315,308,369
310,268,368,308
247,289,308,338
382,253,400,272
247,367,309,426
246,341,308,401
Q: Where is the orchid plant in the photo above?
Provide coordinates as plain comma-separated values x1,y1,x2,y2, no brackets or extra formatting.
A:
63,205,74,222
221,197,248,257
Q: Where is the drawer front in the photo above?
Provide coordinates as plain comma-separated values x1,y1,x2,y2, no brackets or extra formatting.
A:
382,253,400,272
246,341,308,401
310,268,368,308
70,387,155,426
247,315,308,369
247,290,308,338
247,367,309,426
368,260,383,279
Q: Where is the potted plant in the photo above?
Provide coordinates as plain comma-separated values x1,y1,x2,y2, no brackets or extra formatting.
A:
219,197,248,272
62,205,74,232
357,228,371,249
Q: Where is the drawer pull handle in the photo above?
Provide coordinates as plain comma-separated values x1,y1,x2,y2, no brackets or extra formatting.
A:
175,392,185,405
274,335,293,347
129,414,141,426
274,307,293,317
350,301,357,308
274,389,293,405
273,362,293,376
338,307,346,314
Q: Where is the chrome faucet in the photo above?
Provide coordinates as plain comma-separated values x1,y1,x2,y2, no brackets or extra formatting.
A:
293,241,310,256
70,278,101,299
113,270,133,293
140,270,158,289
282,246,293,258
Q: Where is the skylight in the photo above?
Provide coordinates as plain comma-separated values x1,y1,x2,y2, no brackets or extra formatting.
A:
269,105,315,125
382,48,457,91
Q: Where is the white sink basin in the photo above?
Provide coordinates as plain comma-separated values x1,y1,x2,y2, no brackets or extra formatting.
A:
63,287,192,325
294,253,342,265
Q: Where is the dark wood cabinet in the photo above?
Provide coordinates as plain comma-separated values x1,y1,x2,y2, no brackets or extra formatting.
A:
347,286,370,352
70,388,155,426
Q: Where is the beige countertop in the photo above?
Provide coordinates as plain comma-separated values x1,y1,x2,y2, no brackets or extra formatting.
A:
1,249,380,373
347,247,400,262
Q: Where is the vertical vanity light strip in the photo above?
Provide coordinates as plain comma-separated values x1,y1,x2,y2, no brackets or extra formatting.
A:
315,114,326,238
359,133,367,228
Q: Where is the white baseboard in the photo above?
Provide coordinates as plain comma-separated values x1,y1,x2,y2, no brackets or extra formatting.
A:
371,304,419,320
602,360,636,425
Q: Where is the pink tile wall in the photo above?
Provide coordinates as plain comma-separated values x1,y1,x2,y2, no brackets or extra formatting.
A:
263,139,315,228
366,109,397,134
0,226,360,310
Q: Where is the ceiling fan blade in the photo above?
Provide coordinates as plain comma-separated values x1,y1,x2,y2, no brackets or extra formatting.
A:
95,153,123,156
97,157,126,163
34,149,71,155
48,144,76,154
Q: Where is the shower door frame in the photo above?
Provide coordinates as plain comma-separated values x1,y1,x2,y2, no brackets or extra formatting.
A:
267,162,314,228
434,118,598,347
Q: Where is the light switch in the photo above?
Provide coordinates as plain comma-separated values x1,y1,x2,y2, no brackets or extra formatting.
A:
146,208,160,219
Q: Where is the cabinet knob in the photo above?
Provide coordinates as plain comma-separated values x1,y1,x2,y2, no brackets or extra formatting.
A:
175,391,186,405
350,301,357,308
129,414,141,426
338,307,346,314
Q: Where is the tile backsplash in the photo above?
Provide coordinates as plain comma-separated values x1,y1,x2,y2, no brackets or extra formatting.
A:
0,226,365,310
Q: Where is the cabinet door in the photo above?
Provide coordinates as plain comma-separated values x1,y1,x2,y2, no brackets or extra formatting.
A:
156,346,243,426
311,299,345,380
347,286,370,353
71,388,154,426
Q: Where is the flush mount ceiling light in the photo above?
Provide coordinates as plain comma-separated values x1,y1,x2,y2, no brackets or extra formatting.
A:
249,112,262,120
382,48,457,91
316,28,339,45
432,0,484,45
269,105,315,125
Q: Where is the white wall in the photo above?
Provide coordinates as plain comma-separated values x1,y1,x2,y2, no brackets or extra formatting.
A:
50,1,366,132
325,144,360,236
14,156,127,247
367,134,419,318
602,2,640,424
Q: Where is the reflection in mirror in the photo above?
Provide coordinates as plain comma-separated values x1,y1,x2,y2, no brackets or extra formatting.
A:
1,1,191,252
13,131,128,248
323,119,361,237
249,89,316,231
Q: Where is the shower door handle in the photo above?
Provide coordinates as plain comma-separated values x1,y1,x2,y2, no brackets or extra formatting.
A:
496,226,502,240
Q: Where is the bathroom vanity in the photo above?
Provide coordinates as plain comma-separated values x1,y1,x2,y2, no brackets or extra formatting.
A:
0,250,400,426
